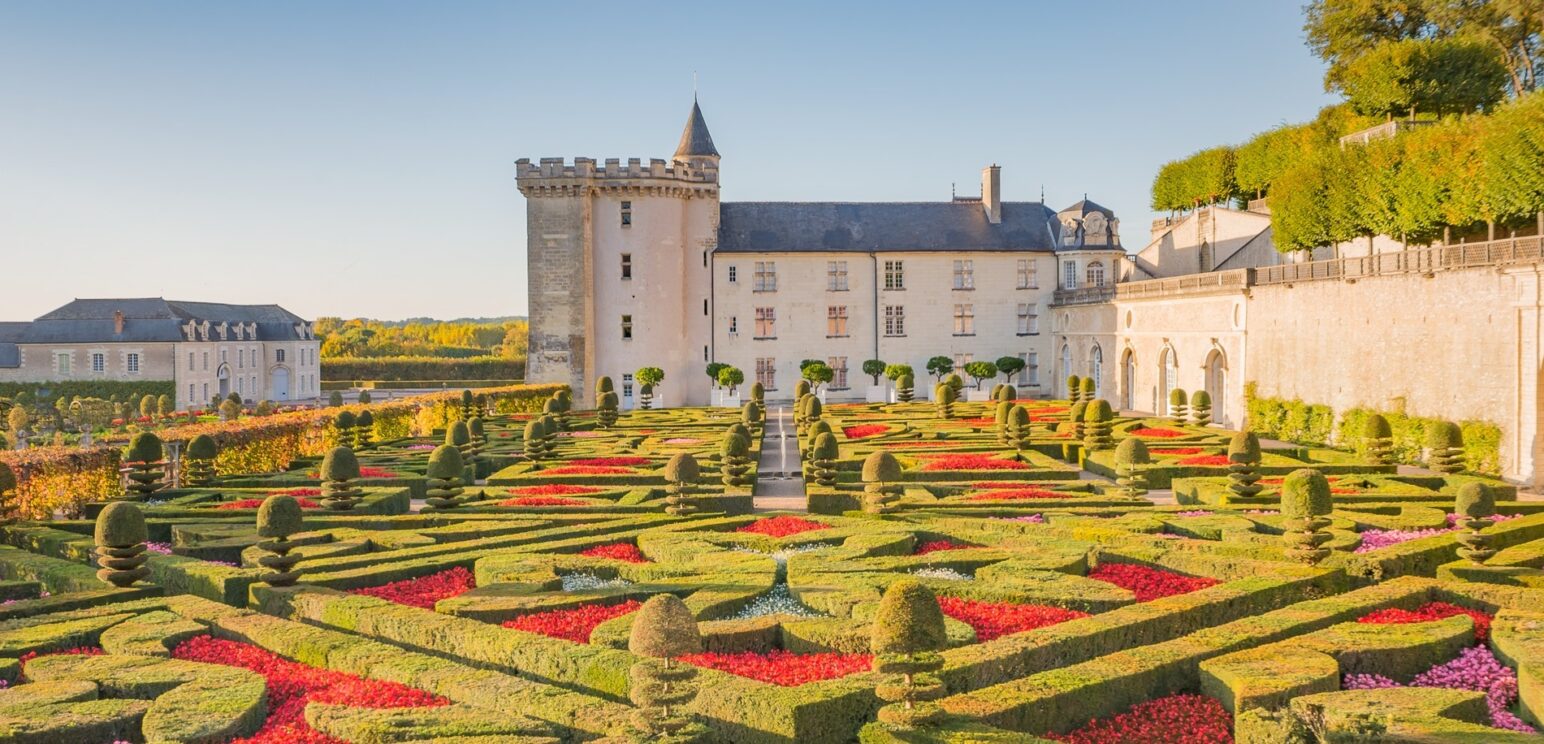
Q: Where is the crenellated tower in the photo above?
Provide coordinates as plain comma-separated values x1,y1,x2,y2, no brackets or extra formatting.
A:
518,101,721,407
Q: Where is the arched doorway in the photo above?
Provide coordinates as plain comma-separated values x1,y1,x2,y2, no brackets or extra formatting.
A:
1088,345,1103,399
271,366,291,401
1060,343,1072,397
216,364,231,400
1120,349,1135,411
1204,349,1227,426
1160,346,1179,416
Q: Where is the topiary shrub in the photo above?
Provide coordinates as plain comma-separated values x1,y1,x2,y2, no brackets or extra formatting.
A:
460,389,475,420
794,379,812,401
1454,482,1496,565
183,434,219,488
1066,375,1082,402
663,454,700,516
467,416,486,448
638,383,656,411
320,446,362,511
1168,388,1189,422
1425,420,1465,473
1079,377,1096,403
896,374,915,403
1114,438,1150,497
995,384,1017,402
1190,390,1212,427
749,381,765,403
1361,413,1394,465
993,400,1014,445
810,432,840,487
597,391,620,429
255,495,303,586
94,501,148,587
943,373,964,393
328,390,344,408
627,595,706,740
1005,405,1033,461
1067,400,1088,440
741,400,763,432
862,452,903,514
720,432,752,488
870,579,948,729
357,390,372,405
1082,399,1114,451
523,419,548,460
355,410,375,450
1281,469,1333,565
424,445,467,510
551,389,573,430
595,376,615,397
934,384,956,420
1227,431,1264,500
335,410,358,450
121,432,166,501
219,398,242,421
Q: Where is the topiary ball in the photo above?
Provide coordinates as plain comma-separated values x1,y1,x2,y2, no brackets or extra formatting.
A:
1227,431,1261,464
1281,469,1333,520
726,423,751,441
467,417,485,439
335,410,356,430
862,452,903,483
871,580,947,655
186,434,218,461
356,410,374,428
1083,399,1114,422
95,501,148,547
629,594,702,658
808,420,833,440
720,432,750,459
742,401,763,424
1007,405,1031,429
427,445,465,480
1168,388,1188,407
1455,482,1495,520
595,377,615,395
811,432,840,461
897,373,914,389
600,391,619,409
1363,413,1392,439
446,421,471,447
257,494,303,538
1425,420,1462,450
124,432,164,464
1114,438,1151,467
321,447,360,482
665,453,700,483
523,419,544,443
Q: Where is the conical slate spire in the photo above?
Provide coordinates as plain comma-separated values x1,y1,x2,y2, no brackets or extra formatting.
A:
674,99,719,159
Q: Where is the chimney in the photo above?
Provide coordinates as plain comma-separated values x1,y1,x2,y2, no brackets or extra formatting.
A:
982,165,1002,224
113,310,125,335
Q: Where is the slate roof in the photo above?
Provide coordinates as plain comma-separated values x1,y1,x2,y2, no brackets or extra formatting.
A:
715,201,1059,254
7,299,309,344
1059,199,1115,218
674,100,719,159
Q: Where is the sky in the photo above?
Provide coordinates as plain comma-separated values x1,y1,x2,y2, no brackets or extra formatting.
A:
0,1,1337,321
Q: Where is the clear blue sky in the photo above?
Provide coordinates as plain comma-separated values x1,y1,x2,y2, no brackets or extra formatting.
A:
0,1,1335,321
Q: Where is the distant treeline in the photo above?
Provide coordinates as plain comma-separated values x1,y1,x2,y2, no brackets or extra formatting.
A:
321,356,525,382
316,317,527,360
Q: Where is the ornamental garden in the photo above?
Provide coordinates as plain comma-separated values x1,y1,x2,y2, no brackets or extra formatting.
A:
0,376,1542,743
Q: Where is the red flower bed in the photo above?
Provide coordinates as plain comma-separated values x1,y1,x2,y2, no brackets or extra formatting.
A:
937,596,1089,642
358,467,398,478
1176,455,1231,466
502,600,643,643
568,457,651,467
1358,601,1493,642
921,454,1029,471
498,496,585,506
174,635,447,744
842,424,890,439
1129,428,1188,438
216,497,322,510
973,481,1034,489
268,487,322,497
1088,564,1220,602
961,418,996,427
1046,693,1233,744
967,488,1065,501
544,466,634,475
1150,448,1204,456
508,484,601,496
884,441,951,448
915,540,969,555
579,542,649,563
680,649,872,686
735,516,830,537
348,567,476,609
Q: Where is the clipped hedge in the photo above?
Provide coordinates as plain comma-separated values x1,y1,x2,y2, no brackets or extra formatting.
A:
322,356,525,382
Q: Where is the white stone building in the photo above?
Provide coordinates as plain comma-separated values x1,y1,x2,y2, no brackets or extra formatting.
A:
519,100,1122,407
0,299,321,410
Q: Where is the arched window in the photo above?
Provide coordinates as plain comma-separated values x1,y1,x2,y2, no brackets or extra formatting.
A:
1086,261,1105,287
1089,345,1103,397
1161,347,1179,415
1060,343,1072,396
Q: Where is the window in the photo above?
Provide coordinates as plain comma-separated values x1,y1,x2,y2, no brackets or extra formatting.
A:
1086,261,1106,287
126,353,140,374
202,351,209,371
237,377,244,395
188,352,195,371
728,265,737,283
1017,259,1037,289
188,384,194,403
953,353,973,369
827,305,848,337
703,299,708,316
91,352,106,373
1017,303,1039,335
55,352,71,375
827,261,848,291
754,307,776,339
622,373,634,399
828,356,849,390
220,349,228,364
953,260,975,289
753,262,777,291
755,358,777,390
202,383,208,402
953,304,975,335
238,349,244,369
884,305,905,336
276,349,286,363
620,200,632,227
621,253,632,280
1063,260,1077,290
621,315,633,340
884,260,905,290
1024,352,1040,385
728,316,738,335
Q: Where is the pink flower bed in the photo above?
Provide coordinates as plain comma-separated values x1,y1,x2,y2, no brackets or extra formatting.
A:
1343,644,1531,732
348,567,476,609
662,437,701,444
1087,564,1219,602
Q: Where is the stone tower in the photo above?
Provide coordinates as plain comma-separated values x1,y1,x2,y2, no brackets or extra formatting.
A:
518,101,720,407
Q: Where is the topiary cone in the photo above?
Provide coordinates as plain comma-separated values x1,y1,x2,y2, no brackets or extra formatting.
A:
1281,469,1333,564
355,410,375,449
871,579,948,728
1227,431,1264,500
664,453,700,516
1114,438,1150,496
423,445,467,510
810,432,840,487
94,501,149,587
1454,482,1496,564
862,452,904,514
320,446,362,511
1361,414,1394,465
1189,389,1212,426
183,434,219,487
1082,399,1114,451
1425,420,1466,474
720,432,751,487
256,494,304,586
121,432,166,501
